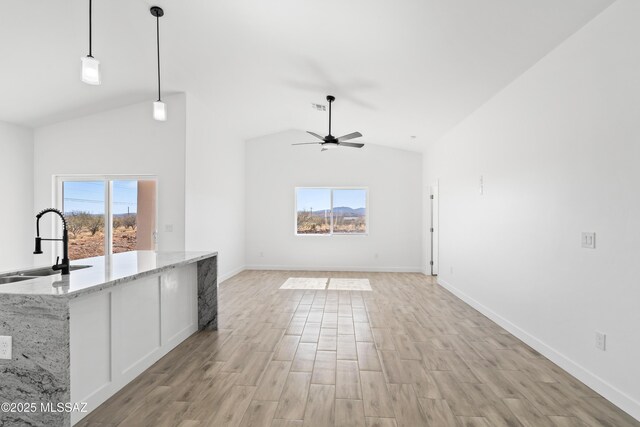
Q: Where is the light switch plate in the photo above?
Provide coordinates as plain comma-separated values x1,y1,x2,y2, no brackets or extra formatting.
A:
0,336,12,360
581,232,596,249
595,331,606,351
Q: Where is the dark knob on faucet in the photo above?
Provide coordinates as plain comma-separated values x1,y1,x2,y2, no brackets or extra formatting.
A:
33,237,43,254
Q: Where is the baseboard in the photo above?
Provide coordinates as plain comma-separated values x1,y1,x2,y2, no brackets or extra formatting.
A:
438,278,640,422
245,264,424,273
218,265,246,284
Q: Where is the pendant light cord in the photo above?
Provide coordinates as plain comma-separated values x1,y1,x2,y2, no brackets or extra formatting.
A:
156,14,161,102
88,0,93,57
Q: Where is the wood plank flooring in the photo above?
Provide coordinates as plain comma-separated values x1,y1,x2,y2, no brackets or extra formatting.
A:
77,270,639,427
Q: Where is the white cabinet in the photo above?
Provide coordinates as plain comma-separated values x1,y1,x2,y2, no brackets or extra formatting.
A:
69,264,197,425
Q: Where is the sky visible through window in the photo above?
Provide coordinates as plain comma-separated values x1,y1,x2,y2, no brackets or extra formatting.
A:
297,188,330,212
334,189,366,210
63,181,138,215
297,188,365,212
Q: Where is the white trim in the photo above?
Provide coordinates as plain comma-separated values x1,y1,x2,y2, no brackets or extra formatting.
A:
218,265,246,284
245,265,424,273
105,180,113,256
56,174,158,181
437,278,640,422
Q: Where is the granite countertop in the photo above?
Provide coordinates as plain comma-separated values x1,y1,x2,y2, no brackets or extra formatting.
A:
0,250,217,298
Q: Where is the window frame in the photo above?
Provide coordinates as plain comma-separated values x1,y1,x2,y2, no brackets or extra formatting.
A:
294,186,369,236
53,174,158,261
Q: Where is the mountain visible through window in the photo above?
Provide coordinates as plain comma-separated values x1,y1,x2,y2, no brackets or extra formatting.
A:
296,188,367,235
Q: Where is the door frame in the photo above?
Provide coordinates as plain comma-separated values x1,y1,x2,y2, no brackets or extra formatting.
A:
429,182,439,276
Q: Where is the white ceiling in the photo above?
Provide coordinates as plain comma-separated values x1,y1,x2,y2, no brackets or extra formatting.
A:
0,0,614,151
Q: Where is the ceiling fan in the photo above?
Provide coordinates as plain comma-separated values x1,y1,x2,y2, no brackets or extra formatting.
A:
293,95,364,151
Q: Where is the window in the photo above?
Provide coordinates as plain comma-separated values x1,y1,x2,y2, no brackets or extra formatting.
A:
58,176,157,260
295,187,367,235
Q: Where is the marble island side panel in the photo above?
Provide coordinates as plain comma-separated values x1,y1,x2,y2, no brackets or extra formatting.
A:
0,295,70,427
197,256,217,330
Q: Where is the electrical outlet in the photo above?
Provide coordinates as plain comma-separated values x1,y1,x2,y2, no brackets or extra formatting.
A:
595,331,606,351
165,224,174,233
374,253,379,259
450,266,454,275
479,175,484,195
0,336,12,360
259,251,264,258
581,232,596,249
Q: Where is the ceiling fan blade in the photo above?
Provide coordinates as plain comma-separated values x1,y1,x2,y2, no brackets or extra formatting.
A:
292,142,321,146
339,142,365,148
307,131,325,140
336,132,362,142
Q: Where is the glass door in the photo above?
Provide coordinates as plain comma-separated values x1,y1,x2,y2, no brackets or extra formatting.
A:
59,176,157,261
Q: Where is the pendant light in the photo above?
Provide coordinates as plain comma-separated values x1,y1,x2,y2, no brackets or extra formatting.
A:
81,0,101,85
150,6,166,121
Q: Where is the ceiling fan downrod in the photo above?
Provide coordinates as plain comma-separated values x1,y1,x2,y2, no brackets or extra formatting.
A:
327,95,335,137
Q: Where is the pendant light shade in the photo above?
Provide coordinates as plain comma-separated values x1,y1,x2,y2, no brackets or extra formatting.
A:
82,0,101,85
81,56,100,85
151,6,165,121
153,101,167,121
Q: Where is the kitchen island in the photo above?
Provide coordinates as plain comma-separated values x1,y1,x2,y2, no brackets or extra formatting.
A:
0,251,217,426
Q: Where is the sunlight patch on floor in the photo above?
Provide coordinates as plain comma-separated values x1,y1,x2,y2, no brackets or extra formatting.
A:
280,277,372,291
279,277,328,290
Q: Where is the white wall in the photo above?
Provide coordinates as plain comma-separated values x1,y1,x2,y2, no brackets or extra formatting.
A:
0,121,33,271
424,0,640,419
246,130,423,272
34,94,187,253
31,92,246,282
185,94,246,281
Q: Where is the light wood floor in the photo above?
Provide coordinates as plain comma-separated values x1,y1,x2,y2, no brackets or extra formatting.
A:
78,270,639,427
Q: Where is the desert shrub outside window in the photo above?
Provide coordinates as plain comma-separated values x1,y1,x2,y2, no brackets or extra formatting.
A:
295,187,367,235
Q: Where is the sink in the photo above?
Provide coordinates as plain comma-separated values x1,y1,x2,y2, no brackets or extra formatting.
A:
14,265,92,277
0,265,92,283
0,276,36,284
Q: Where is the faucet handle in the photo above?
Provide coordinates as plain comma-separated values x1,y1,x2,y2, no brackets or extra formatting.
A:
52,257,61,271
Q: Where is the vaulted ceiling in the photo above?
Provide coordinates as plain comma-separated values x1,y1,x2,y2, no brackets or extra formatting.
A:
0,0,614,150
